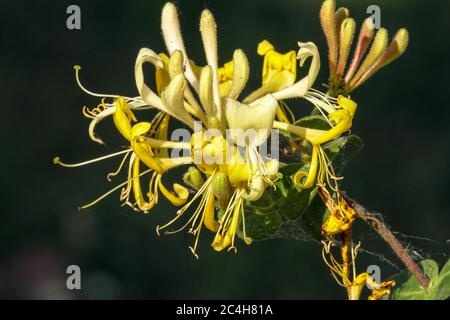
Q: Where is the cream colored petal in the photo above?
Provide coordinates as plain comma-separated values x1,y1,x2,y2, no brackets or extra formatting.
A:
88,101,150,145
135,49,195,127
200,9,222,120
168,50,184,78
161,74,195,128
272,42,320,100
225,94,278,147
161,3,199,91
227,49,249,100
134,48,167,111
199,65,215,116
170,51,207,122
242,148,267,201
243,174,264,201
88,107,115,145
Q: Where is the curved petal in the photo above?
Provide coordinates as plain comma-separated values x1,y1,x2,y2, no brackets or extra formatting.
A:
88,100,149,145
88,107,115,145
112,97,135,141
227,49,250,100
242,148,267,201
200,9,222,120
134,48,167,111
225,95,278,147
161,2,199,91
272,42,321,100
161,74,195,128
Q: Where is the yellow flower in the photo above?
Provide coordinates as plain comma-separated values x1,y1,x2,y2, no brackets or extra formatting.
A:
57,1,355,257
322,239,395,300
55,96,192,213
272,94,357,192
150,3,284,255
318,187,356,237
348,272,396,300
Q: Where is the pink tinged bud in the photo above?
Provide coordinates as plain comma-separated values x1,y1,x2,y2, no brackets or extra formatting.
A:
344,18,375,84
320,0,338,77
349,28,388,90
377,28,409,69
350,28,409,90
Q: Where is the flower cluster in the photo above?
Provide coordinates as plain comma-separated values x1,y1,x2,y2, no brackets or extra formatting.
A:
55,1,408,299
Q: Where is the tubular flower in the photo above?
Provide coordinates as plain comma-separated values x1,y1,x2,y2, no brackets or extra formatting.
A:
320,0,409,95
58,2,302,256
322,240,395,300
54,1,361,257
273,93,357,193
238,37,359,193
154,3,284,256
55,96,192,213
319,187,356,237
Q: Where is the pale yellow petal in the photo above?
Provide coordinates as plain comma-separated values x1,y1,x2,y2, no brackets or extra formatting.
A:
161,2,199,91
225,95,278,147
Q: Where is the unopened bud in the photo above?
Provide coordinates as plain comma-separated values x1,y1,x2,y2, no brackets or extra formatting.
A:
213,171,230,205
377,28,409,69
183,166,204,189
168,50,184,78
344,18,375,83
335,7,350,39
349,28,388,89
320,0,338,76
336,18,356,78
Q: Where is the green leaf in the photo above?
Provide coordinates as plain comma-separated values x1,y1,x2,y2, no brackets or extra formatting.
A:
434,259,450,300
295,115,331,130
280,186,317,220
242,208,282,240
324,134,363,160
392,259,450,300
240,123,363,243
295,194,329,241
245,188,278,214
323,134,363,175
277,163,317,220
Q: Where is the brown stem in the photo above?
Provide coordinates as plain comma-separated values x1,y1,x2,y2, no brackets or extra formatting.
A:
345,196,430,290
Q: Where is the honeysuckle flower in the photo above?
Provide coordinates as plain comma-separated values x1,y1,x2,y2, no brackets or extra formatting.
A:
55,1,359,257
75,65,149,145
318,187,356,237
55,96,192,213
320,0,409,95
152,3,283,255
58,1,297,257
272,94,357,193
322,239,396,300
347,272,396,300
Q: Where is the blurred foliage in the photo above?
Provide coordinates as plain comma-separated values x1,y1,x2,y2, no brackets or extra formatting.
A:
392,259,450,300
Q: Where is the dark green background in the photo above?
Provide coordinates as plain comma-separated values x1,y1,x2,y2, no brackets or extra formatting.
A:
1,0,449,299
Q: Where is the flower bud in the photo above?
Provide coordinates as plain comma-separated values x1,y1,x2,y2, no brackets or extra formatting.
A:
183,166,205,190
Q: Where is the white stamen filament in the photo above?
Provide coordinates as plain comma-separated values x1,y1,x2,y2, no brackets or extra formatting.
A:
74,65,141,102
81,167,152,209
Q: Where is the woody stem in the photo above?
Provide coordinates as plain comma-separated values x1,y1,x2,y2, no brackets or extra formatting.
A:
344,194,430,290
